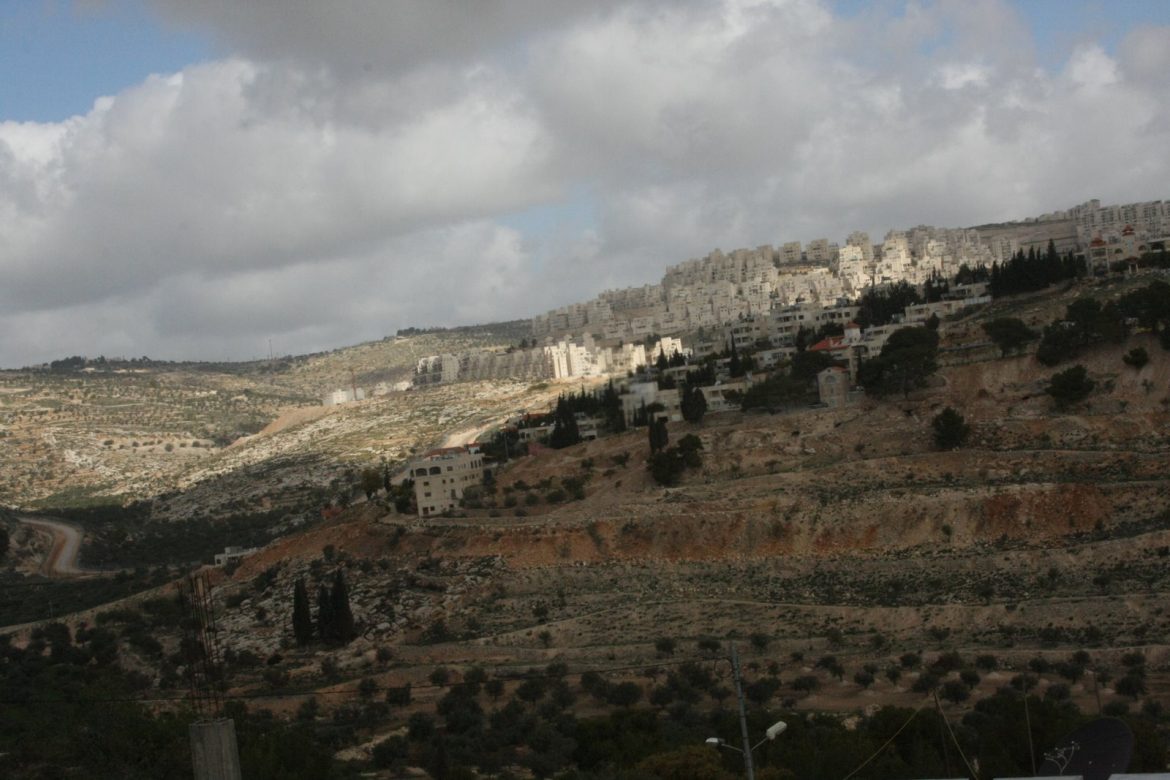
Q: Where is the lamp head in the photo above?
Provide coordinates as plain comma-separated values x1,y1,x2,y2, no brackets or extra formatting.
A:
765,721,788,741
705,738,724,746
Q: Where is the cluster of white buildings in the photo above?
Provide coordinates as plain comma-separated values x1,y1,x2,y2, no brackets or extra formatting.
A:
322,380,412,406
405,198,1163,390
1065,198,1170,245
413,336,691,387
531,229,1007,346
532,198,1166,347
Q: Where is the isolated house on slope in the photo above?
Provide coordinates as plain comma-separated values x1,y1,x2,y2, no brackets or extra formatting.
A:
411,445,485,517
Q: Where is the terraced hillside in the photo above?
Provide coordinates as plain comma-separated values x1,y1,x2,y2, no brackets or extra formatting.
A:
63,319,1160,737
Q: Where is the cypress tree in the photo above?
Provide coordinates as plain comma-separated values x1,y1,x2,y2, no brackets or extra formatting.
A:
649,417,669,454
601,381,626,433
549,396,581,449
331,570,356,643
317,583,334,642
292,579,313,646
681,384,707,423
728,341,743,377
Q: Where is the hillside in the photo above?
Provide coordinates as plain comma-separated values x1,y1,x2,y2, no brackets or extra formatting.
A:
0,327,529,512
3,275,1169,776
15,297,1163,721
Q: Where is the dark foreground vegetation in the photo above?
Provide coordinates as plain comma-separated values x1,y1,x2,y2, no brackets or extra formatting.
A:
0,623,334,779
4,618,1167,779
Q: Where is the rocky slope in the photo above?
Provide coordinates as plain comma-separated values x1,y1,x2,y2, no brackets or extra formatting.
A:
116,324,1168,727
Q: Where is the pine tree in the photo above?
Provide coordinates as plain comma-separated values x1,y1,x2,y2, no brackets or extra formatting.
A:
331,570,356,643
292,579,313,646
317,583,334,642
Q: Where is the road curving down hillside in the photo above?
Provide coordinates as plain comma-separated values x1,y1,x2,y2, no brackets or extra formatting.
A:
16,515,88,577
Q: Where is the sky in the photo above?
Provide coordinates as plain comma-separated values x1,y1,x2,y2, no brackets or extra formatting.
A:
1,0,1168,367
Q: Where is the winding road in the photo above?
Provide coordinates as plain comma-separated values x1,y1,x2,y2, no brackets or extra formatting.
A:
16,515,88,577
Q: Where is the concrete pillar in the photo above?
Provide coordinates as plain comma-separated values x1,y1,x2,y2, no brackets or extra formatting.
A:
189,719,242,780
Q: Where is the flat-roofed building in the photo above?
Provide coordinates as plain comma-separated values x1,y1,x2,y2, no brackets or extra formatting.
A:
411,446,484,517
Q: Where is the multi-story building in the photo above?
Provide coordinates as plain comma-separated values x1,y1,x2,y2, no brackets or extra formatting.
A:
411,446,485,518
781,241,803,265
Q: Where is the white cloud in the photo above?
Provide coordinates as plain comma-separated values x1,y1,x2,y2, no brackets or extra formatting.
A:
1064,44,1120,89
1,0,1168,366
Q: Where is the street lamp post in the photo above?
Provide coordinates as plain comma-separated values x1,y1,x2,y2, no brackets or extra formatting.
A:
705,644,787,780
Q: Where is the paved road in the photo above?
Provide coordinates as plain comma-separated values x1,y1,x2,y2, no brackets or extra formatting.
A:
16,515,87,577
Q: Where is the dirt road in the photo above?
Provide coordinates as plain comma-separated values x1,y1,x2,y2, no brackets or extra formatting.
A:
16,516,87,577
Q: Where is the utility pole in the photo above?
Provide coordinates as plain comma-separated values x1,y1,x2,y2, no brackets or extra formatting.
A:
184,573,243,780
731,644,756,780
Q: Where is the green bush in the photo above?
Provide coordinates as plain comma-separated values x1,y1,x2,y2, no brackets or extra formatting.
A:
1046,365,1095,409
931,407,971,449
1123,346,1149,369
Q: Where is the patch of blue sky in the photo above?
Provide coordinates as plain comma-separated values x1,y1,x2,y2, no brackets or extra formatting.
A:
830,0,1170,73
1014,0,1170,67
498,187,598,277
1,0,213,123
499,186,597,238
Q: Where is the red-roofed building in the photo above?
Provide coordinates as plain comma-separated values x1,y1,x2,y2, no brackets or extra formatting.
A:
809,321,864,380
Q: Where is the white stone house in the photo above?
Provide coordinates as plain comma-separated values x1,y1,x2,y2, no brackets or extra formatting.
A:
411,446,485,517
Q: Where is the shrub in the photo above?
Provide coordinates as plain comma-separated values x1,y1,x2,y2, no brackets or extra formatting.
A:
1046,365,1094,409
932,407,971,449
1115,673,1147,699
385,684,412,706
907,672,939,694
696,637,722,655
931,651,964,674
1028,656,1052,674
940,679,969,704
975,654,998,671
654,637,676,656
791,675,820,692
1123,346,1149,369
983,317,1038,356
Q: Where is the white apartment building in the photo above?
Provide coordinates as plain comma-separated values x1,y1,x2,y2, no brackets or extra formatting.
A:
411,446,485,517
781,241,803,265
